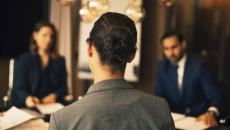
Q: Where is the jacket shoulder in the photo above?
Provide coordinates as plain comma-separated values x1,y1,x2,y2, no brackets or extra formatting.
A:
52,55,65,64
15,52,35,65
157,59,168,67
138,90,169,107
187,55,206,68
51,101,82,129
18,52,32,60
156,59,169,74
188,55,203,63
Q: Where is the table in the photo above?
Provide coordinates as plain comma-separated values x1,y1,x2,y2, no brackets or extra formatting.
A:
9,119,48,130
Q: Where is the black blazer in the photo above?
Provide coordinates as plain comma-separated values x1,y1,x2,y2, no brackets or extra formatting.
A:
12,52,68,107
155,54,222,116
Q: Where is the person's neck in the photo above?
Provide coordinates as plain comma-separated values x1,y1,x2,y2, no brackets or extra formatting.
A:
38,49,49,57
93,66,124,84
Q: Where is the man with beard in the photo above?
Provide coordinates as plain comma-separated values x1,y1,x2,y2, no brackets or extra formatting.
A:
155,31,222,127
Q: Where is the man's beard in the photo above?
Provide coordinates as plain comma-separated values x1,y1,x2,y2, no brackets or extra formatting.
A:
168,52,184,64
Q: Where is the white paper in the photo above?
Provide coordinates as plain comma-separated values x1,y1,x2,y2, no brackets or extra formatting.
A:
21,108,44,119
0,107,35,130
36,103,64,115
175,116,209,130
171,112,185,121
9,119,48,130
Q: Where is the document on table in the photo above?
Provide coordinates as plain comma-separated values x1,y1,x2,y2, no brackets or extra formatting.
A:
0,106,36,130
174,116,209,130
36,103,64,115
171,112,185,121
171,112,210,130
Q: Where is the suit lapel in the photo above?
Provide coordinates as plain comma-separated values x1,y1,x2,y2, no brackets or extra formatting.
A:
166,62,182,102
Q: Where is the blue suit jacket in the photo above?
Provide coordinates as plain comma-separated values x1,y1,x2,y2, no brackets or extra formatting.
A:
155,55,222,116
12,52,68,107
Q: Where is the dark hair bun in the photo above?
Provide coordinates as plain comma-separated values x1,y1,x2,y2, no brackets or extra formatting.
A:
104,27,136,64
89,12,137,70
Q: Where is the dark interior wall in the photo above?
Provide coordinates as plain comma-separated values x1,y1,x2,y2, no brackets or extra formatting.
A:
131,0,167,93
70,1,85,99
0,0,50,59
192,3,230,115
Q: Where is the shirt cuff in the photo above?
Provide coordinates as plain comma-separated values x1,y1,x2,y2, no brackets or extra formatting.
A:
208,106,219,116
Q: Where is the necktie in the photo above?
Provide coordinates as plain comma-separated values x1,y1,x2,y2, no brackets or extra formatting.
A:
172,64,182,97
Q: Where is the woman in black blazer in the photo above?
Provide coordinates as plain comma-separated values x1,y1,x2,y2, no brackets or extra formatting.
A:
12,22,68,108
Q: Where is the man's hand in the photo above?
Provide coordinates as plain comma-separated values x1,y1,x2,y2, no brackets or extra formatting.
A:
0,112,3,116
26,96,40,107
41,93,57,104
197,111,218,127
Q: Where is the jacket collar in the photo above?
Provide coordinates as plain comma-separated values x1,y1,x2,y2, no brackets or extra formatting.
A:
86,79,133,95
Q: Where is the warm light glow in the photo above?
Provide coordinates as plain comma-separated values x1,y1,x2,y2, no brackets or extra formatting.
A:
79,5,97,22
88,1,98,7
125,1,145,23
199,0,230,8
79,0,110,22
79,7,89,15
159,0,175,7
88,0,109,14
60,0,76,6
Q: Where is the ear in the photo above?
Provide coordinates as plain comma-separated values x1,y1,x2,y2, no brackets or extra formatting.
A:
87,42,93,57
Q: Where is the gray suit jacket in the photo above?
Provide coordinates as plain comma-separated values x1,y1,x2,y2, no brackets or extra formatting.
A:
49,79,175,130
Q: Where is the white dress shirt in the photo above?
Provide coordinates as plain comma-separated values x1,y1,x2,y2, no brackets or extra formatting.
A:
177,54,187,91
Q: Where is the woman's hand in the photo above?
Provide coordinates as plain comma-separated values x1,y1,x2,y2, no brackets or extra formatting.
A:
41,93,57,104
25,96,40,107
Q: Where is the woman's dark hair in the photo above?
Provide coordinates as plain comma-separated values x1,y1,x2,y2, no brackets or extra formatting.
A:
160,30,184,44
87,12,137,71
29,21,59,59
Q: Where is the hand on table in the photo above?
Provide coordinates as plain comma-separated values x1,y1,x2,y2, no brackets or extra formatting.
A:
197,111,218,127
41,93,57,104
26,96,40,107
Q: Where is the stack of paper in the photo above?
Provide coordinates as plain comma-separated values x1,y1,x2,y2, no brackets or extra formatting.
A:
0,107,36,130
171,112,185,121
36,103,64,115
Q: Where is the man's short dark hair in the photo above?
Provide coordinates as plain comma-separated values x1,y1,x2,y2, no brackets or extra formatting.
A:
160,30,184,44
